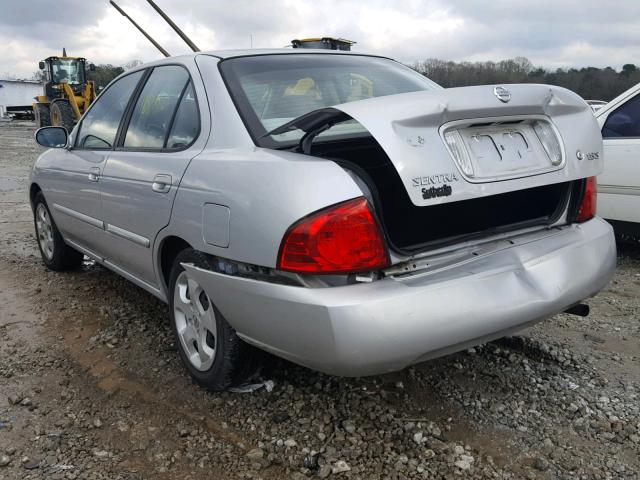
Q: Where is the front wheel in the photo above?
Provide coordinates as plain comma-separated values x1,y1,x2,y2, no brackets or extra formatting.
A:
168,249,257,391
33,192,84,271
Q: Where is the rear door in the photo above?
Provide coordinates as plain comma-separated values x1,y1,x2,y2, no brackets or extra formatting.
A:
598,92,640,223
97,64,206,288
45,70,145,254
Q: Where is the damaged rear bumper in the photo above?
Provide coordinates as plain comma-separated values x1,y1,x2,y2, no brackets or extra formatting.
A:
183,217,616,377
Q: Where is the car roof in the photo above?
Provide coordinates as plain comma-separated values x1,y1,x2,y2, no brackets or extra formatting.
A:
204,48,361,59
128,48,381,70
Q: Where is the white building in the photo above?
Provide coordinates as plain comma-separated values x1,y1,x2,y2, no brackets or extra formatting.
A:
0,79,42,118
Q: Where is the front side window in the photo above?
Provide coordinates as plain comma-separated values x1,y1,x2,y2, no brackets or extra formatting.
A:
220,54,441,147
124,65,190,149
51,59,85,84
76,70,144,149
602,93,640,138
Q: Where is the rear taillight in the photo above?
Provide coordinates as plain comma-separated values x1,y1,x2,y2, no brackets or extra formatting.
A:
576,176,597,222
278,197,390,274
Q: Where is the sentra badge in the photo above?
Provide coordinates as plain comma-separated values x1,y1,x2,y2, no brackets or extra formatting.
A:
412,172,459,187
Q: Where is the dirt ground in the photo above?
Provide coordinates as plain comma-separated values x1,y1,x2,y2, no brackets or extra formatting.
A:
0,120,638,480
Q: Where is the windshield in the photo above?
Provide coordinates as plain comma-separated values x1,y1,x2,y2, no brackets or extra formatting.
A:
219,54,441,147
51,59,84,84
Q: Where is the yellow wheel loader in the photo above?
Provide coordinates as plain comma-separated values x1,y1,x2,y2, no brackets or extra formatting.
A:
33,49,97,131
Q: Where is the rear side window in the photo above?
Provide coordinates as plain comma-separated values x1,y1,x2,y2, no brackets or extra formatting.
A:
124,65,190,149
602,93,640,138
76,70,144,149
166,82,199,149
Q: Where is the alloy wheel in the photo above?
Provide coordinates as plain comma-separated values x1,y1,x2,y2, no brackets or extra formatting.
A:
173,271,217,371
35,203,54,260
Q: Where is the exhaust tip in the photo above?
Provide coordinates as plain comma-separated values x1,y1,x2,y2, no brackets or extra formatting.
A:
564,303,590,317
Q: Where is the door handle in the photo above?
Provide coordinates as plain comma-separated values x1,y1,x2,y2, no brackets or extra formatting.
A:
152,174,172,193
88,167,101,182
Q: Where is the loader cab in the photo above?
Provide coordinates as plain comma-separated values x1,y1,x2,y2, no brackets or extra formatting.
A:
39,57,91,98
46,57,87,85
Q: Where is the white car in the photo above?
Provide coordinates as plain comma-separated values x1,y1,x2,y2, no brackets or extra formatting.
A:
596,83,640,235
586,100,608,113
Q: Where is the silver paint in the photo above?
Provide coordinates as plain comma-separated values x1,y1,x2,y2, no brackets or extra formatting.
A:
30,49,616,377
182,219,615,376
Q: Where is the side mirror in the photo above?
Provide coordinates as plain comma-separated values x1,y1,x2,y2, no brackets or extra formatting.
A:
39,61,45,70
89,63,96,71
35,127,68,148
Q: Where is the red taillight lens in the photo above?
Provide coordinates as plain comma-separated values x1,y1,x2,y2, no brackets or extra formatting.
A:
576,176,597,222
278,197,390,274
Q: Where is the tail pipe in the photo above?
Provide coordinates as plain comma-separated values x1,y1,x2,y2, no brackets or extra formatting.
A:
564,303,590,317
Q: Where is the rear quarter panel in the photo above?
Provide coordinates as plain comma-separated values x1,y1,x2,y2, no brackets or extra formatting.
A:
161,148,363,268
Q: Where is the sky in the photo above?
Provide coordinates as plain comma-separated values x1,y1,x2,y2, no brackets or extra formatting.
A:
2,0,640,79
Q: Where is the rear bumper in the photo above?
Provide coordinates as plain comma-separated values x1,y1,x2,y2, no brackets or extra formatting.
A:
184,217,616,377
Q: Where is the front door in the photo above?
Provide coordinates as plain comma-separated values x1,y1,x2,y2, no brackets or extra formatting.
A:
47,69,145,255
38,148,106,254
98,65,203,287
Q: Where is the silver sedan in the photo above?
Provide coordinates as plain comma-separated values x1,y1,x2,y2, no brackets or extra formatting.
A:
31,49,615,390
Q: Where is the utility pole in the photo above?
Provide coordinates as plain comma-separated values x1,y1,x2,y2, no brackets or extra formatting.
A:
110,0,170,57
145,0,200,52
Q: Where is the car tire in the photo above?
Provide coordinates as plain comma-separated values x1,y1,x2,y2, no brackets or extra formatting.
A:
34,103,51,128
33,192,84,271
168,249,257,391
50,100,75,132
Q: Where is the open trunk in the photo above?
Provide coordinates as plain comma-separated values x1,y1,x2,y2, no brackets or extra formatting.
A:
311,136,572,253
266,85,602,256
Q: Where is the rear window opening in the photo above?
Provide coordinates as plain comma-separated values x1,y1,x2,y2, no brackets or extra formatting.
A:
308,134,572,254
218,53,441,149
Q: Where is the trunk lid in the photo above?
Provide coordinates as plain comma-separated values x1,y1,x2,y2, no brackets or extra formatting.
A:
268,84,603,207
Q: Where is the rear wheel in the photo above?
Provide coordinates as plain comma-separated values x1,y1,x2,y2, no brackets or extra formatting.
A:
34,103,51,128
50,100,75,132
33,192,84,271
168,249,257,391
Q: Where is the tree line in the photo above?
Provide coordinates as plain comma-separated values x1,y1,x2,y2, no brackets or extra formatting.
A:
412,57,640,101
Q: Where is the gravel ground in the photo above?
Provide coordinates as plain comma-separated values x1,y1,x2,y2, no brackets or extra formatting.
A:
0,120,638,480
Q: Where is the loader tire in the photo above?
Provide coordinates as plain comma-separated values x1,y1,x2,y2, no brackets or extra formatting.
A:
34,103,51,128
50,100,75,132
